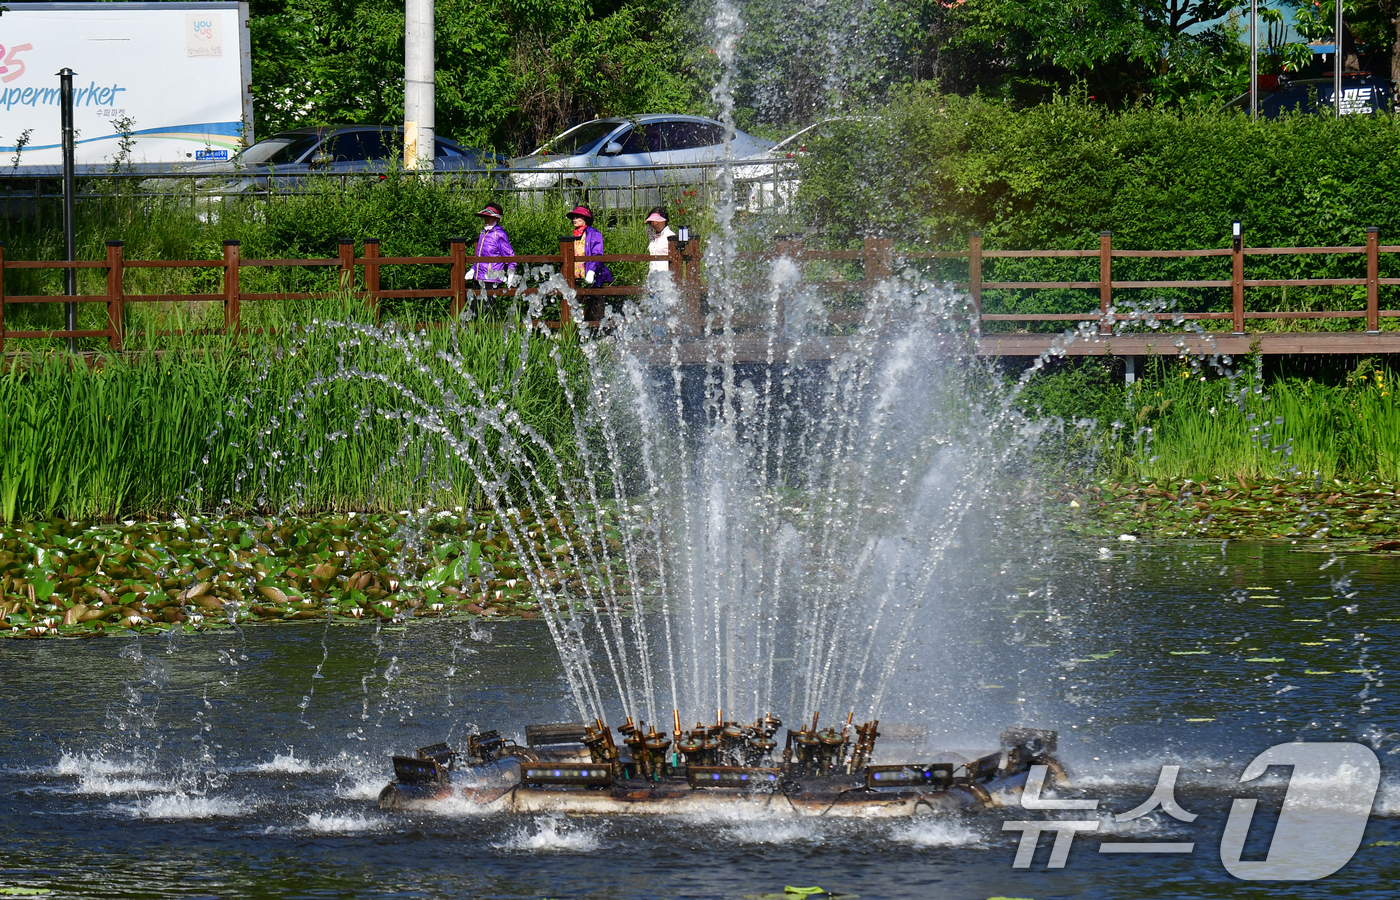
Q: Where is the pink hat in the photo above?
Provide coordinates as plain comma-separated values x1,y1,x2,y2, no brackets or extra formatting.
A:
645,211,667,224
566,205,594,221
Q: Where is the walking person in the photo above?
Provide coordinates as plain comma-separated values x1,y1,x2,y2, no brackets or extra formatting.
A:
645,206,675,278
466,201,518,317
568,204,612,322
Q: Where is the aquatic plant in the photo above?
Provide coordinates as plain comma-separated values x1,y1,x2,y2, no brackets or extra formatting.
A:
0,507,625,637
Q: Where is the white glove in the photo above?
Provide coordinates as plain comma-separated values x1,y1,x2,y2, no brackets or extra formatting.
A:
506,271,520,289
584,270,595,286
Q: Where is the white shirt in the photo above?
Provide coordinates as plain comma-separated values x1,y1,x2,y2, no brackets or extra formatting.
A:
648,226,675,274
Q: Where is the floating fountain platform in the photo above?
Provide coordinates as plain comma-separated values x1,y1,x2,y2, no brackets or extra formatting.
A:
378,715,1065,817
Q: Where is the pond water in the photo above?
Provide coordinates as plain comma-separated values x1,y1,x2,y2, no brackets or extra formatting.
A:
3,540,1400,899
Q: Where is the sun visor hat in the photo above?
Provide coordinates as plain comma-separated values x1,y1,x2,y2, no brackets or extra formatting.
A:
476,203,503,218
645,211,667,224
567,205,594,221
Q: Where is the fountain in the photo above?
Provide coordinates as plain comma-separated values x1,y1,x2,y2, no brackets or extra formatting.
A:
377,716,1064,815
223,1,1076,817
339,45,1069,821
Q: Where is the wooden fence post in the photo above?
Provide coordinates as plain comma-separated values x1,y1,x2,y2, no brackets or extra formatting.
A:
363,238,380,319
106,240,124,351
448,237,467,319
667,234,682,285
1367,226,1379,333
559,237,575,325
223,240,240,335
0,241,6,355
1231,222,1245,335
338,238,354,293
864,236,893,282
968,233,983,334
1099,231,1112,334
684,236,703,334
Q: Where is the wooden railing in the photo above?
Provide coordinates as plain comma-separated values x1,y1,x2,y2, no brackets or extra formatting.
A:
912,228,1396,334
4,230,1399,354
0,235,708,351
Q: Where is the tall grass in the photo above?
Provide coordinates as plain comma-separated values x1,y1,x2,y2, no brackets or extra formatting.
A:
1019,357,1400,485
0,295,591,522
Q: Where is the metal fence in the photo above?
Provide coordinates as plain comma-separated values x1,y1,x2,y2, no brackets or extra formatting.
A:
0,158,804,219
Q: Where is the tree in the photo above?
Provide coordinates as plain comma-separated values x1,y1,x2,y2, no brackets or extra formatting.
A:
247,0,699,155
948,0,1250,105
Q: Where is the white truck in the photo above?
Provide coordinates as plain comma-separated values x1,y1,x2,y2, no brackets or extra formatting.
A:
0,1,253,171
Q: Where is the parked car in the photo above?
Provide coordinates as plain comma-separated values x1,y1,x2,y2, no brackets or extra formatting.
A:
1225,74,1393,117
509,115,774,207
157,125,507,194
733,118,868,213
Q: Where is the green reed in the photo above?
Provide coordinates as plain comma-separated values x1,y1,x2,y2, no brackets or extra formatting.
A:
1023,357,1400,485
0,294,590,522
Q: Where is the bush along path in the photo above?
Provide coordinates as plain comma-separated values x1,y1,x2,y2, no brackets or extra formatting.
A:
0,507,635,638
1059,475,1400,545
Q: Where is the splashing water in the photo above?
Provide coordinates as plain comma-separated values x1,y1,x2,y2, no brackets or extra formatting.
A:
303,812,387,833
493,815,603,852
122,792,252,820
889,818,985,848
212,3,1084,740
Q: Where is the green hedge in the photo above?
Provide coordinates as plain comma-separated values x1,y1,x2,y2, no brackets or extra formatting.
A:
799,88,1400,327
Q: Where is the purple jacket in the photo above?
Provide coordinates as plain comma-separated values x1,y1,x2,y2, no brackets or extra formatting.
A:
579,226,613,285
471,225,516,282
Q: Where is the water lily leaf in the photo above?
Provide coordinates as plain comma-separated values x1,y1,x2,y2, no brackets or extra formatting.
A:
257,586,289,604
30,575,55,603
1246,657,1284,663
177,582,211,602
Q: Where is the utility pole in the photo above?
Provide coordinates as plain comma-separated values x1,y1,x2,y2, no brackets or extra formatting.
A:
404,0,434,170
1249,0,1258,118
59,67,76,353
1334,0,1344,115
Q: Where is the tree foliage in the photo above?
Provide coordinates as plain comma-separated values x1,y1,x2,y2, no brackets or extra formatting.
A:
725,0,1254,128
248,0,699,154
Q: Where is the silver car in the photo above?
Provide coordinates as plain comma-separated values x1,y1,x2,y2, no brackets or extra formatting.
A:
510,115,774,208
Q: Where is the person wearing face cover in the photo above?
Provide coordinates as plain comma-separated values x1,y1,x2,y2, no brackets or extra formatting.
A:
466,201,519,317
644,206,675,278
567,204,613,321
